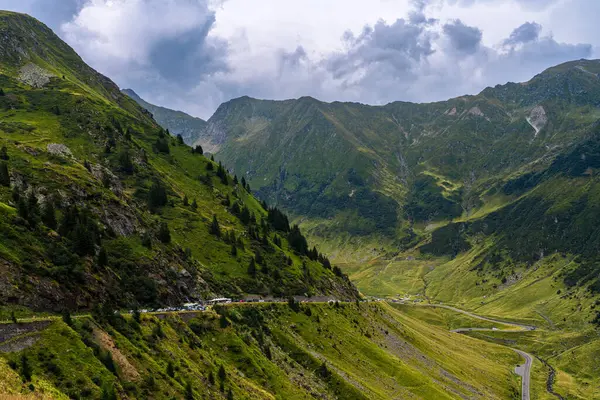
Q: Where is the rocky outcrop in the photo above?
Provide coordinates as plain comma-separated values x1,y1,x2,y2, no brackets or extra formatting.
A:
526,105,547,137
19,63,53,88
46,143,73,158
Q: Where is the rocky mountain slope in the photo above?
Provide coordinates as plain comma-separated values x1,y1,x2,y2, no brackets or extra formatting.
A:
177,59,600,296
122,89,207,146
0,10,357,312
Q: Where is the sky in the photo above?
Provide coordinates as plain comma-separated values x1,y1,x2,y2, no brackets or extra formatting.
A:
1,0,598,119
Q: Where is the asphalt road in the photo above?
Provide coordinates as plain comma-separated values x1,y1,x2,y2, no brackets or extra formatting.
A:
513,348,533,400
413,303,535,400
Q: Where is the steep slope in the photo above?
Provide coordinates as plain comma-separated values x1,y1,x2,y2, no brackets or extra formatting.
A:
194,61,600,263
0,11,357,312
0,303,520,399
190,58,600,291
122,89,207,145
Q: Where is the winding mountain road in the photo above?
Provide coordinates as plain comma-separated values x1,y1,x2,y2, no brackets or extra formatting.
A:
415,303,535,400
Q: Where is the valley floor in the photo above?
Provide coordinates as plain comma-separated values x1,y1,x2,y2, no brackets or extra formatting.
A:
345,253,600,400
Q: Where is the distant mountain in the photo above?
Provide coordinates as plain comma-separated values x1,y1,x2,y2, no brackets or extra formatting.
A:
122,88,207,145
195,59,600,300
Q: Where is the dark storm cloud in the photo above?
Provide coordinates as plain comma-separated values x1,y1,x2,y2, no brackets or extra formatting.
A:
148,14,229,86
503,22,542,46
328,18,434,81
443,19,482,54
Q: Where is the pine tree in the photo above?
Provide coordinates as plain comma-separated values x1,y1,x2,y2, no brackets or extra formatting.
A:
0,88,4,96
0,161,9,187
248,258,257,277
73,222,95,256
218,365,226,381
62,310,73,326
141,231,152,248
17,196,28,221
97,246,108,266
231,243,237,257
191,198,198,210
41,200,57,229
192,144,203,155
148,180,168,210
0,146,8,160
210,215,221,237
166,361,175,378
176,134,184,145
118,148,134,174
20,354,32,381
185,381,194,400
183,195,189,206
153,137,170,154
158,222,171,243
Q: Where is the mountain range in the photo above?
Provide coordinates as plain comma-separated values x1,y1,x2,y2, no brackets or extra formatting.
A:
128,58,600,300
1,9,600,399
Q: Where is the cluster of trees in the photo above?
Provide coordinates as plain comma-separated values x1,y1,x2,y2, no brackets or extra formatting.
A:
216,162,228,185
191,144,203,155
153,129,170,154
182,194,198,210
147,180,168,211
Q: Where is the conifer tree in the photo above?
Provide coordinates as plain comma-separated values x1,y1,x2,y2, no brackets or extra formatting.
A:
176,134,184,145
20,354,32,382
192,144,203,154
210,214,221,237
0,161,9,187
42,199,57,230
158,222,171,243
97,246,108,266
191,198,198,210
185,381,194,400
0,146,8,160
148,180,168,210
183,195,189,206
248,258,257,277
118,148,134,174
166,360,175,378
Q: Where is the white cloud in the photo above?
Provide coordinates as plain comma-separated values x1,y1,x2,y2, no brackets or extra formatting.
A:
0,0,596,119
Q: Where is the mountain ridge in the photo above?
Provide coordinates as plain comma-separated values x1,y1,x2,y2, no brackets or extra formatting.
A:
122,88,207,145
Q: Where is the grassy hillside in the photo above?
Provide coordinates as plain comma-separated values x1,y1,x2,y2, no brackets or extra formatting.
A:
122,89,207,146
0,302,521,399
0,10,356,312
191,61,600,256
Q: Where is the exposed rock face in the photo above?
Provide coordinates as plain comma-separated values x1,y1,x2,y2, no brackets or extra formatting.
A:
468,106,484,117
526,105,547,137
18,63,53,88
46,143,73,158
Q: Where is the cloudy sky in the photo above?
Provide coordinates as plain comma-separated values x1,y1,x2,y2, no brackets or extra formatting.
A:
1,0,598,119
